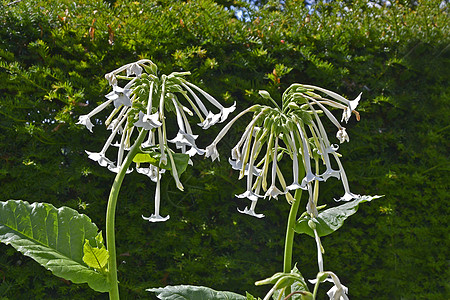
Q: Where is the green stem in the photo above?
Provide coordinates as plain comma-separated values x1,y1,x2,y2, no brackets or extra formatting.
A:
106,129,147,300
312,280,320,299
283,188,303,296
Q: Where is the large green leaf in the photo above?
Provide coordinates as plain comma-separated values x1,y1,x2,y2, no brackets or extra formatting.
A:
295,195,383,237
0,200,110,292
147,285,246,300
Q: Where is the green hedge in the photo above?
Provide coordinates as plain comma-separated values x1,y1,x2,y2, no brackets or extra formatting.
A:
0,0,448,299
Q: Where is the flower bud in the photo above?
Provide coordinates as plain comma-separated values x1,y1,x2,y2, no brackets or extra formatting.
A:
308,219,316,230
258,90,271,99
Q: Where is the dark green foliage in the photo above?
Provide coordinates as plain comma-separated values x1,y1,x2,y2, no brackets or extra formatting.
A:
0,0,448,299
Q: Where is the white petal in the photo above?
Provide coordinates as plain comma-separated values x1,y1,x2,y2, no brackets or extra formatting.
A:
205,144,220,161
77,115,94,132
142,214,170,222
237,206,265,218
220,102,237,123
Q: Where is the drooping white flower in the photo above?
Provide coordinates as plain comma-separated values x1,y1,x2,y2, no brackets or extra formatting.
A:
126,62,143,77
326,272,349,300
77,98,115,132
85,151,115,167
205,144,220,161
336,128,349,143
136,165,166,183
142,166,170,222
228,158,261,176
332,153,360,202
296,123,323,184
237,199,265,218
134,111,162,130
183,81,237,124
286,130,305,191
105,72,118,86
342,93,361,123
76,115,94,133
198,111,222,130
105,85,132,108
236,190,261,202
264,137,286,199
168,97,205,156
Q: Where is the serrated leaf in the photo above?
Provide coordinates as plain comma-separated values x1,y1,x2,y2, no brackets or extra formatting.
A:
83,235,109,271
147,285,246,300
295,195,383,237
0,200,110,292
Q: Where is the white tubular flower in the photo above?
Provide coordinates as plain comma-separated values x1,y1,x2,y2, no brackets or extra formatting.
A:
105,85,132,108
126,62,143,77
168,97,205,156
77,98,115,132
308,107,341,181
296,123,323,185
286,130,303,191
105,72,118,86
313,227,324,272
85,150,115,167
142,167,170,222
336,128,349,143
205,144,220,161
169,130,205,156
236,190,261,202
237,199,265,218
237,140,261,199
84,113,128,168
326,272,349,300
107,164,133,174
228,158,261,176
332,153,360,202
136,164,166,183
183,81,237,123
264,137,286,199
77,115,94,133
134,111,162,130
342,92,361,123
199,111,221,130
205,106,260,162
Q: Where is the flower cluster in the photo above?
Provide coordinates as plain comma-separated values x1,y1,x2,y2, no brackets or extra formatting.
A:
205,84,362,218
77,59,235,222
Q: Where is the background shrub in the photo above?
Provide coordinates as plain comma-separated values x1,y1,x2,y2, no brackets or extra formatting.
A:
0,0,448,299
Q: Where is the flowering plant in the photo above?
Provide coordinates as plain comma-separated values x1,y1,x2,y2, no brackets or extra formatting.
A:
0,59,380,300
150,85,381,300
0,59,235,300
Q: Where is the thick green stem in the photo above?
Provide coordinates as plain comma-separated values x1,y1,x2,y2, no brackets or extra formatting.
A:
106,129,147,300
283,188,303,296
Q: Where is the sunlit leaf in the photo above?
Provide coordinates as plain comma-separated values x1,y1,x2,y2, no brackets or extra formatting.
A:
295,195,383,237
0,200,110,292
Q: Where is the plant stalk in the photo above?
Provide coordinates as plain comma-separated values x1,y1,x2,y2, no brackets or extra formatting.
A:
283,188,303,296
106,129,147,300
